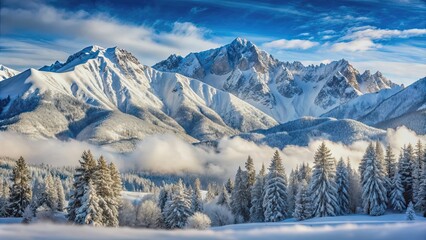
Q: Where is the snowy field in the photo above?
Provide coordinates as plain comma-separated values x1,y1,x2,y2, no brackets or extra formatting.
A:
0,213,425,240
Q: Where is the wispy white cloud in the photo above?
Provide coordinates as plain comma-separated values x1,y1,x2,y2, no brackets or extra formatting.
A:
331,38,378,52
331,27,426,52
342,28,426,41
262,39,319,50
0,4,220,69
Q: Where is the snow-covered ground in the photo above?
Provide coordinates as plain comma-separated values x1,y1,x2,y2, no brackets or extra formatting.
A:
122,191,153,203
0,213,424,239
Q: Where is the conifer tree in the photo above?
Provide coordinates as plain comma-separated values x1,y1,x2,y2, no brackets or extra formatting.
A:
293,180,312,221
245,156,256,188
361,143,387,216
75,180,102,226
158,186,171,213
415,149,426,216
384,145,397,201
94,156,117,227
7,156,32,217
225,178,234,194
375,141,385,170
399,144,415,204
263,150,288,222
390,171,406,212
205,183,216,202
44,173,58,210
406,201,415,221
298,163,312,183
231,167,250,222
108,162,123,212
192,178,203,212
384,145,397,180
55,177,66,212
244,156,255,214
309,143,339,217
67,150,97,222
335,158,350,215
250,163,266,222
164,180,192,229
0,180,10,217
217,186,230,209
413,141,423,206
287,169,299,216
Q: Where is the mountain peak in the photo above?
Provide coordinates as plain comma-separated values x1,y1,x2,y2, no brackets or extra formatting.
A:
0,64,20,80
229,37,255,49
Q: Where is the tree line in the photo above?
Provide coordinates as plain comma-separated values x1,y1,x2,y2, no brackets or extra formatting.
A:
1,140,425,229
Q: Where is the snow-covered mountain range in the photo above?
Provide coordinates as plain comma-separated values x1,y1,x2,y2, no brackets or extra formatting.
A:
154,38,398,123
323,77,426,134
0,38,424,151
0,45,277,151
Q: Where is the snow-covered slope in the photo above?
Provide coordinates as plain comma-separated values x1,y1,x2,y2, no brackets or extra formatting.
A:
1,214,425,240
0,65,19,81
237,117,386,149
0,46,277,150
324,77,426,134
154,37,398,123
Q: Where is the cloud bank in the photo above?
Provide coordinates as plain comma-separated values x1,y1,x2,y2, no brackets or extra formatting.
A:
1,126,425,180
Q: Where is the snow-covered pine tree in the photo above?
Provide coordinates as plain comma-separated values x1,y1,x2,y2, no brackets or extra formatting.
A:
109,162,122,226
245,156,256,188
390,171,406,212
0,180,9,217
230,167,250,222
405,201,415,221
250,163,266,222
205,183,216,202
164,179,193,229
55,177,66,211
298,163,312,183
335,158,350,215
217,186,230,209
384,145,397,180
384,145,397,202
244,156,256,214
67,150,97,222
359,147,368,184
94,156,117,227
399,144,415,204
309,143,339,217
45,173,58,210
225,178,234,194
361,143,387,216
415,149,426,216
263,150,288,222
287,169,298,216
413,141,423,207
192,178,203,212
293,180,312,221
158,186,171,213
375,141,385,170
75,179,103,226
6,156,32,217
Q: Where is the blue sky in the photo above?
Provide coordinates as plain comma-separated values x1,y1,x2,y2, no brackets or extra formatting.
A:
1,0,425,85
